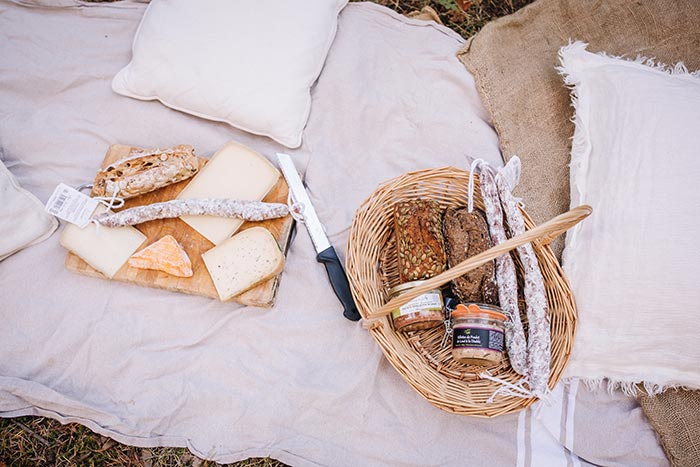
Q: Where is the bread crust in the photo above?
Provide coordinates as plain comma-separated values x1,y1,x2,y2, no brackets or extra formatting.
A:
92,144,199,199
443,207,498,304
394,200,446,283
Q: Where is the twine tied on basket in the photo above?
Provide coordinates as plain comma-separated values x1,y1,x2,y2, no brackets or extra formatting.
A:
480,371,534,403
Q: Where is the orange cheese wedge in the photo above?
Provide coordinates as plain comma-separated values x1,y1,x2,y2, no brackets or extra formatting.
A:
128,234,193,278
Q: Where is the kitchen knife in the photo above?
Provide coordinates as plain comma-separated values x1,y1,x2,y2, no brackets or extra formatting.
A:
276,153,361,322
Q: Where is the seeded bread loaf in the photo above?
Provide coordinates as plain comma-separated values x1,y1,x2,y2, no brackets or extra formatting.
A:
92,144,199,199
394,200,447,282
443,207,498,304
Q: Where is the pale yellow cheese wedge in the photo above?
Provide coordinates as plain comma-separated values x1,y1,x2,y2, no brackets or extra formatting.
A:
128,234,193,278
176,141,280,245
60,205,146,279
202,226,285,301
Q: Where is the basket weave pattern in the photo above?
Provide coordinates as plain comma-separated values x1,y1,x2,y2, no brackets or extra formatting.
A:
346,167,577,417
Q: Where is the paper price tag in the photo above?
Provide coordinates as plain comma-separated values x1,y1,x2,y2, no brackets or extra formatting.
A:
45,183,100,228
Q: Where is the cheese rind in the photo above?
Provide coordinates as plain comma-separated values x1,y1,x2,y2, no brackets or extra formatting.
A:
176,141,280,245
60,205,147,279
128,234,193,278
202,226,285,301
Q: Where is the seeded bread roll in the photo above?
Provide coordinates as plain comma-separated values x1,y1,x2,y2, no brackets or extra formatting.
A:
92,144,199,199
443,207,498,304
394,200,446,283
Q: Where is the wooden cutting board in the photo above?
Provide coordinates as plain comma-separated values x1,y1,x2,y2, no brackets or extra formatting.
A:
65,144,295,308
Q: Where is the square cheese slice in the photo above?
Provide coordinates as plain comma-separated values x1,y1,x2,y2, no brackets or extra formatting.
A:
202,226,285,301
60,204,147,279
176,141,280,245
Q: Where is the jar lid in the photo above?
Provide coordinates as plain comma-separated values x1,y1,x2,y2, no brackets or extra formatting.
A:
451,303,507,322
388,280,427,296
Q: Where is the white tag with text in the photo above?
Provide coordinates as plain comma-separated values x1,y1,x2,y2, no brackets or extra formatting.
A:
45,183,99,228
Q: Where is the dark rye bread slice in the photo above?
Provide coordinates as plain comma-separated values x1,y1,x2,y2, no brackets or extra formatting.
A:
443,207,498,304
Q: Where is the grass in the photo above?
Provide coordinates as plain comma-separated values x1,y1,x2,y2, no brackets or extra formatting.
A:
370,0,533,37
0,1,532,465
0,417,285,467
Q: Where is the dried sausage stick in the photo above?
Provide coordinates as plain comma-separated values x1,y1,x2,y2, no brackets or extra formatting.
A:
496,161,551,396
476,164,528,376
93,199,289,227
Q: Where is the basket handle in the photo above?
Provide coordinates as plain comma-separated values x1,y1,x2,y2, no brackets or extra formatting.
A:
366,204,592,320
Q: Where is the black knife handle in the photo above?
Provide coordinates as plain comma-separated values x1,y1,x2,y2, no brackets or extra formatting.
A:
316,246,361,321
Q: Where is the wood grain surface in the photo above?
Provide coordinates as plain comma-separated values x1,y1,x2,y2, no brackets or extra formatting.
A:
65,144,294,308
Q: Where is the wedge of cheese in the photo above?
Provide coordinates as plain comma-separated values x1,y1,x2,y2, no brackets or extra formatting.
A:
128,234,193,278
202,226,285,301
176,141,280,245
60,205,146,279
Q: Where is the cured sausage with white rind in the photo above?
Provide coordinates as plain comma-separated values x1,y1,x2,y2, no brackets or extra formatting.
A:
93,199,289,228
495,158,551,396
477,164,528,376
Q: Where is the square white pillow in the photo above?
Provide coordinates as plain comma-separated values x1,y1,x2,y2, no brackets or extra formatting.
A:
112,0,347,148
560,42,700,393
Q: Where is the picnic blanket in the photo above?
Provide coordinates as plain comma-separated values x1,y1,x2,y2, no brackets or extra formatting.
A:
0,1,666,465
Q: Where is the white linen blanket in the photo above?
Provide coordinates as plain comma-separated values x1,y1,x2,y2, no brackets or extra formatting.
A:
0,1,666,466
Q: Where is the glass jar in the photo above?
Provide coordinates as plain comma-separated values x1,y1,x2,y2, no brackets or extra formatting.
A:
451,303,506,366
388,281,445,332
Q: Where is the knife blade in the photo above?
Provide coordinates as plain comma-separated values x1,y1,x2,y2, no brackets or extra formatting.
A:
276,153,361,322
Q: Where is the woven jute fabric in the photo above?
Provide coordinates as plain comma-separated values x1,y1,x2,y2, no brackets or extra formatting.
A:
457,0,700,258
639,390,700,467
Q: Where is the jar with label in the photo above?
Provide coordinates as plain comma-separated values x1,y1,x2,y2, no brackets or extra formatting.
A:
451,303,506,366
388,281,445,332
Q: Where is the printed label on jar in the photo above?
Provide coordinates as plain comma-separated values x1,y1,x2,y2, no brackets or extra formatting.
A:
452,327,504,352
391,292,442,319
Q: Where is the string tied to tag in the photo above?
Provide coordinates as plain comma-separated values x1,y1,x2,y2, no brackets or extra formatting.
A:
75,182,124,210
467,158,485,213
83,184,125,232
98,187,125,210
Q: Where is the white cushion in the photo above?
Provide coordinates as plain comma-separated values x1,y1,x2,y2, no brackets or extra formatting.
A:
112,0,347,148
560,42,700,392
0,159,58,261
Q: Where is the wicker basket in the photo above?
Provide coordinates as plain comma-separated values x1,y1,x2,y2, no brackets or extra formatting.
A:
345,167,591,417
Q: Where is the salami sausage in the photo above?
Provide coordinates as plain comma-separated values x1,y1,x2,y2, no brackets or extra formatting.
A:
475,163,528,377
495,158,551,396
93,199,289,227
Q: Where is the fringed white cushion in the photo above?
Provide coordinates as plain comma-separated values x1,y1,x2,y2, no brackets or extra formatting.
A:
560,41,700,394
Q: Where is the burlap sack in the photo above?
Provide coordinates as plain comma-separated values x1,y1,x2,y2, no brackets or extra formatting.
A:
639,390,700,467
457,0,700,257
